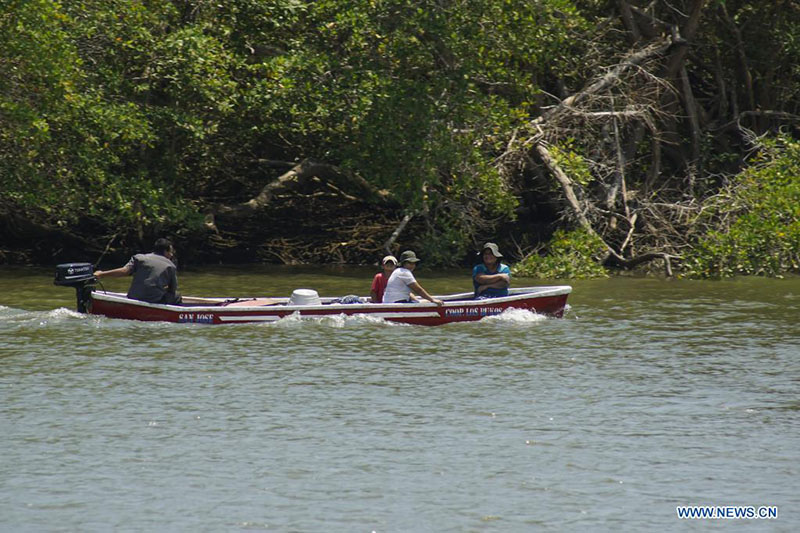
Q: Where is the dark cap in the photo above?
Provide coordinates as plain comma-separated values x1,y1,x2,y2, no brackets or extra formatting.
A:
479,242,503,258
398,250,421,264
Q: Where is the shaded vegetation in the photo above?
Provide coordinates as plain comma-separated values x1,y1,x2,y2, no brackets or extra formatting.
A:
512,228,608,279
684,135,800,278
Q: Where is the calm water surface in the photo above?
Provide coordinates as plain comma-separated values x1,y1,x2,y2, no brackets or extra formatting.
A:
1,266,798,532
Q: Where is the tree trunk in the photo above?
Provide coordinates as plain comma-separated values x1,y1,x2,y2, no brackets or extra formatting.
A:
721,3,755,114
664,0,708,80
617,0,642,42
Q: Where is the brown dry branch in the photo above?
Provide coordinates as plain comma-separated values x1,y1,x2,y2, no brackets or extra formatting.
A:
207,158,394,229
500,31,706,275
525,36,675,135
383,211,417,254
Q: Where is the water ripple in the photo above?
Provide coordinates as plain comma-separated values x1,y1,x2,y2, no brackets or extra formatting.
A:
2,274,799,531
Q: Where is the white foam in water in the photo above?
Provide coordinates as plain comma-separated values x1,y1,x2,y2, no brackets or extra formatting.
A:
0,307,20,323
47,307,86,319
270,312,401,328
482,307,548,323
349,313,401,326
272,311,304,327
36,307,87,326
0,306,85,324
312,313,348,328
265,309,552,328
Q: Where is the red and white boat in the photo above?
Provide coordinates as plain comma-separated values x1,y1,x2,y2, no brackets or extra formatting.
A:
55,263,571,326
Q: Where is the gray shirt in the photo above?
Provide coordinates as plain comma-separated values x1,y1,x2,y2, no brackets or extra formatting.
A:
125,253,178,303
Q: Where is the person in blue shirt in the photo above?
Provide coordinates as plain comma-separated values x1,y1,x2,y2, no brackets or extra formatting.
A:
472,242,510,298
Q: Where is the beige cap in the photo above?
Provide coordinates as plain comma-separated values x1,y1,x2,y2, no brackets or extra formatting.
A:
479,242,503,258
398,250,421,263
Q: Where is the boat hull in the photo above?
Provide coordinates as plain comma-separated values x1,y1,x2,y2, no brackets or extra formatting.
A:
87,286,571,326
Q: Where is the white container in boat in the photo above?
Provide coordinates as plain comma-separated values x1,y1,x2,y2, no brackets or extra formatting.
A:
289,289,321,306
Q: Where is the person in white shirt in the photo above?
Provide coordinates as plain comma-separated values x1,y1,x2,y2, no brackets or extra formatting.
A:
382,250,443,306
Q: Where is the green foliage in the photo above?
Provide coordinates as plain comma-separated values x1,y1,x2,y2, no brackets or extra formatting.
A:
513,228,608,279
684,135,800,278
1,0,595,254
3,0,800,268
0,0,204,234
416,222,470,267
549,141,594,186
239,0,590,211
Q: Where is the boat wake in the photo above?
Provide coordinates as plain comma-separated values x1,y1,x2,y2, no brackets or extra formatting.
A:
265,308,555,328
46,307,87,320
270,311,407,328
0,306,88,336
0,306,86,323
481,308,550,324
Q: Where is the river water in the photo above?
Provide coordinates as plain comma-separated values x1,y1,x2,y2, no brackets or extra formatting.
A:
1,266,798,532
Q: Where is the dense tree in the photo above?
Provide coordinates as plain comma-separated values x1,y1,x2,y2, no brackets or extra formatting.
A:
1,0,798,275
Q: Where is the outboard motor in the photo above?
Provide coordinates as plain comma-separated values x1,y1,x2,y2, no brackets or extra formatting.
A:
54,262,97,313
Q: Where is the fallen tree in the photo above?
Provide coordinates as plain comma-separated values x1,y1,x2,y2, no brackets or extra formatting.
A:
500,1,732,276
195,158,417,264
207,158,394,228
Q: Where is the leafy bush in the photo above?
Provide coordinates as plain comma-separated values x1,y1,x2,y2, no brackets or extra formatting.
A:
684,135,800,277
549,141,594,187
513,228,608,279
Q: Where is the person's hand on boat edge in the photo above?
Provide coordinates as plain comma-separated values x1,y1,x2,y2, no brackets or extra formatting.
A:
415,296,443,306
407,283,443,306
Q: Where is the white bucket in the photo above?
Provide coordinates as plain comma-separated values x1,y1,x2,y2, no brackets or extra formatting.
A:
289,289,321,306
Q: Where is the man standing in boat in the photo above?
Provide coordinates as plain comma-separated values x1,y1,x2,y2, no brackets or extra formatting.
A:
94,238,182,304
473,242,510,298
382,250,443,306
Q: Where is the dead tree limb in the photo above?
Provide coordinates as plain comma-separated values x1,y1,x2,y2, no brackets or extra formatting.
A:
680,65,702,165
508,33,693,275
664,0,708,80
715,110,800,132
527,36,673,134
607,115,630,222
383,211,417,254
720,2,755,113
95,232,120,267
606,251,679,277
617,0,642,42
210,158,393,224
644,119,663,191
619,213,638,253
568,109,649,119
523,39,675,256
534,144,593,232
249,159,296,169
536,140,677,274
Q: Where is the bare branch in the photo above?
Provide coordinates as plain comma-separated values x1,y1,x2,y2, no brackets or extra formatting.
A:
213,159,392,220
529,37,674,130
383,211,417,254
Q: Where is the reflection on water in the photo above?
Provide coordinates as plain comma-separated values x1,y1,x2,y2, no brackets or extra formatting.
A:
1,268,799,531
